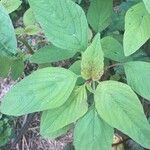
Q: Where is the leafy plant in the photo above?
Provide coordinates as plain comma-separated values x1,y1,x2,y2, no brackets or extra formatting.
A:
0,0,150,149
0,114,12,147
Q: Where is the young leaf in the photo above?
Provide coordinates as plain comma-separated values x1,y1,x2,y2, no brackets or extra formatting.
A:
74,107,113,150
0,4,17,56
143,0,150,14
23,8,36,26
124,2,150,56
30,45,76,64
87,0,112,32
95,81,150,149
28,0,88,52
101,36,127,62
24,25,41,35
40,86,88,137
0,0,21,13
124,61,150,101
81,33,104,81
0,67,77,116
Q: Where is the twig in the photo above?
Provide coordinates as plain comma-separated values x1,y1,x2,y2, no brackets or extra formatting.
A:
105,63,122,70
17,37,34,54
12,113,35,147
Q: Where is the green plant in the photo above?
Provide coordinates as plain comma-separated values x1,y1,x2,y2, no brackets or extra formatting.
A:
0,0,150,149
0,114,12,147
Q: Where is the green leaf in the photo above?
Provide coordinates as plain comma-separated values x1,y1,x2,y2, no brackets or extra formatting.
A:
0,4,17,56
123,2,150,56
10,57,24,80
28,0,88,52
69,60,81,75
41,124,73,139
124,61,150,101
0,0,21,13
24,25,41,35
0,55,11,77
40,86,88,137
143,0,150,14
81,33,104,81
87,0,112,32
23,8,36,26
15,27,25,35
74,107,113,150
0,67,77,116
101,36,127,62
95,81,150,149
30,45,76,64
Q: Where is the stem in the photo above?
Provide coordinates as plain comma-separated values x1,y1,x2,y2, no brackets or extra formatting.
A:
92,81,96,91
105,63,123,70
12,113,35,147
17,37,34,55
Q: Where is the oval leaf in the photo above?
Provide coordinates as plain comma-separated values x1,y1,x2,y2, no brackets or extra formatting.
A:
0,4,17,56
40,86,88,137
95,81,150,149
101,36,127,62
81,33,104,81
87,0,112,32
123,2,150,56
74,107,113,150
124,61,150,101
0,0,21,13
23,8,36,26
0,67,77,116
28,0,88,52
143,0,150,14
30,45,76,64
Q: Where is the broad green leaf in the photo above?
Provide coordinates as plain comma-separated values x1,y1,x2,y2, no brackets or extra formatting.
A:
0,4,17,56
143,0,150,14
101,36,127,62
40,124,73,139
0,0,21,13
95,81,150,149
23,8,36,26
69,61,84,85
74,107,113,150
87,0,112,32
24,25,41,35
0,55,11,77
30,45,76,64
69,60,81,75
124,61,150,101
81,33,104,80
0,67,77,116
40,86,88,137
124,2,150,56
28,0,88,52
10,57,24,80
